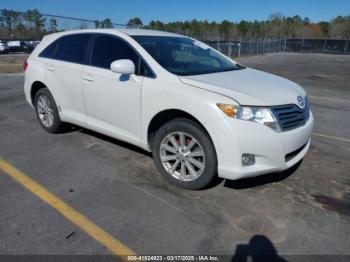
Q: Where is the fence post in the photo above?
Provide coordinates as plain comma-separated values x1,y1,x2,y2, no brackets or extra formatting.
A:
301,38,304,53
279,38,282,52
262,39,264,54
344,39,348,54
322,39,327,53
284,38,287,52
228,42,232,57
249,38,252,56
238,42,241,58
267,39,270,54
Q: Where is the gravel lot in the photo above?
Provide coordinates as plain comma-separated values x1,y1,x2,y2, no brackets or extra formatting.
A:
0,53,349,260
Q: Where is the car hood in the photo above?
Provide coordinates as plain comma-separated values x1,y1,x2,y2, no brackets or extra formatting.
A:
179,68,306,106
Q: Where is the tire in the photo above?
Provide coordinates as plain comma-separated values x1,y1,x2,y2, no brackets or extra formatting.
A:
152,118,217,190
34,88,65,133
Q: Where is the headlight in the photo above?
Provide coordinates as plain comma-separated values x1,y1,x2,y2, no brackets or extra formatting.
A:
217,103,281,132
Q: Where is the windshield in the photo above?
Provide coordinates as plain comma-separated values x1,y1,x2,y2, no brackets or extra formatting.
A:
132,36,244,76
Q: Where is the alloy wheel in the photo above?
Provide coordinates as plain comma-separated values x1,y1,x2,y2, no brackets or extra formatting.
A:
36,95,54,127
159,131,206,182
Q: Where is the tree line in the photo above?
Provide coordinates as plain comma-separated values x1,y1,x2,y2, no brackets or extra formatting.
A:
0,9,349,40
144,13,350,40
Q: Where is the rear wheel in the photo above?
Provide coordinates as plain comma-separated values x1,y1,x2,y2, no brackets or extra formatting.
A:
34,88,65,133
152,118,217,190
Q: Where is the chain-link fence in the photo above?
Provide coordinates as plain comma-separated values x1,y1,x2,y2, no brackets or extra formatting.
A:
205,39,285,57
204,38,350,57
1,9,349,56
1,37,349,57
0,9,349,57
284,39,350,54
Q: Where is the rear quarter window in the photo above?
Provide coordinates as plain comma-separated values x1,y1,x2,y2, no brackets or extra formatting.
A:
39,39,59,58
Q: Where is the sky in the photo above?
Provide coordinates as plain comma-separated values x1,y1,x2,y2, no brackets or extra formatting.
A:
2,0,350,24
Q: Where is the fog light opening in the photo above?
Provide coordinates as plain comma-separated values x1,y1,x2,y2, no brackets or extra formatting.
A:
242,154,255,166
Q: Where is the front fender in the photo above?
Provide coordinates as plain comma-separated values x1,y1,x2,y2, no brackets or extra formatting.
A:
141,75,237,145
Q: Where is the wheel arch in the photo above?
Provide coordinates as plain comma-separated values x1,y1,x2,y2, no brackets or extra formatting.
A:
147,109,214,150
30,81,47,106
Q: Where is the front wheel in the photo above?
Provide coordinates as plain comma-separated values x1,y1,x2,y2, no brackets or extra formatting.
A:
152,118,217,190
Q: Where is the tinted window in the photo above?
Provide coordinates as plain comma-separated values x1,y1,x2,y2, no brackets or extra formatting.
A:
140,60,153,77
91,35,139,69
39,39,59,58
55,34,90,64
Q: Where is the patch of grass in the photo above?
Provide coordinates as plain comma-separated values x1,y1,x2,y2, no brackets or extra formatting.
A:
0,64,23,74
0,54,28,74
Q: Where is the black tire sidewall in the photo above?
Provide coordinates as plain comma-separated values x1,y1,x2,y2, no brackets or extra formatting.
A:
152,118,217,190
34,88,62,133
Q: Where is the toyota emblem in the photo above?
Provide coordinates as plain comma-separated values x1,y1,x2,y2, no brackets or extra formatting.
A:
297,96,305,107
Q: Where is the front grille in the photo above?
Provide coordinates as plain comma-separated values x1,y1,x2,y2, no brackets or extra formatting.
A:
271,97,310,131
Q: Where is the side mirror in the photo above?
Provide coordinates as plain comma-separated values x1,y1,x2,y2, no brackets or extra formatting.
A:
110,59,135,75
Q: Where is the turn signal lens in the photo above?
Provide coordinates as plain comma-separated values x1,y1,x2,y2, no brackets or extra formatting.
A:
217,103,237,117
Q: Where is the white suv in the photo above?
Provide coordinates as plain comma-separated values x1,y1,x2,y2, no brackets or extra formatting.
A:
24,29,313,189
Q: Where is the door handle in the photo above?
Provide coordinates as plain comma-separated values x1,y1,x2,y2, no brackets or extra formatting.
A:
83,75,94,82
47,66,55,72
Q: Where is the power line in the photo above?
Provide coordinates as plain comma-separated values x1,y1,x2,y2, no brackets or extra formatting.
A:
0,9,127,27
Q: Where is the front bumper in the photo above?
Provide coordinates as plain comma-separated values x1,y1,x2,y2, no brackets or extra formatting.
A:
205,111,314,180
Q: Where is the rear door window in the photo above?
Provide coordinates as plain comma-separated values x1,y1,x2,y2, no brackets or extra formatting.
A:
54,34,90,64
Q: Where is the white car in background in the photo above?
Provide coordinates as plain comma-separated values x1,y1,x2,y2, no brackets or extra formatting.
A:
24,29,313,189
0,41,8,53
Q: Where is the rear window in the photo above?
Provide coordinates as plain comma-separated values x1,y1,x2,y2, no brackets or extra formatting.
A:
39,39,59,58
54,34,90,64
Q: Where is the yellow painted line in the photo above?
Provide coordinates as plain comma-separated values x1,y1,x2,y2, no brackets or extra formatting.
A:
312,132,350,143
0,159,135,259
